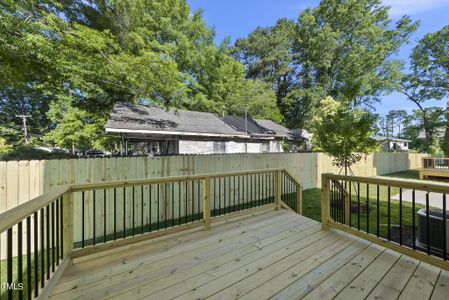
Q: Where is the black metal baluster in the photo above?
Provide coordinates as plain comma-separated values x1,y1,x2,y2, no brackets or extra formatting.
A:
27,216,31,300
51,202,55,271
60,198,63,259
443,194,447,260
7,227,13,300
56,199,59,264
172,182,175,226
123,187,126,238
34,211,38,297
426,192,430,255
82,191,85,247
399,188,402,245
244,175,247,209
104,189,107,243
376,185,380,237
212,178,216,217
349,181,352,227
157,184,160,229
224,177,227,213
219,177,222,215
149,185,152,231
197,180,201,220
132,186,135,236
412,189,416,250
366,184,369,234
238,176,241,211
178,182,181,225
18,221,23,300
357,182,360,230
234,176,236,212
331,181,335,220
185,181,188,223
142,186,145,233
387,186,391,240
166,183,169,229
114,188,117,240
46,205,50,279
40,208,44,288
93,190,96,245
191,181,194,222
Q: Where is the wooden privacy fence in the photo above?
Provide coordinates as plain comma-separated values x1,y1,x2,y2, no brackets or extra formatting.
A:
0,152,427,215
0,169,300,299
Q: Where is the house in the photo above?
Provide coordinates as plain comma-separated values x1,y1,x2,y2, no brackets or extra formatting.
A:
105,103,309,155
372,135,411,152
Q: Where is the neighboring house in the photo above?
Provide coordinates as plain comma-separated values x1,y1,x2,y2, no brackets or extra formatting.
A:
105,103,309,155
372,135,411,152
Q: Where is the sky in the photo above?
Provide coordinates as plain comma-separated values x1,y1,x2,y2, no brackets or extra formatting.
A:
187,0,449,115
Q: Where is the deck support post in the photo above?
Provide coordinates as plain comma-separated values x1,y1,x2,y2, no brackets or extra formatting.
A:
202,177,211,230
274,170,281,210
321,174,330,230
62,191,74,258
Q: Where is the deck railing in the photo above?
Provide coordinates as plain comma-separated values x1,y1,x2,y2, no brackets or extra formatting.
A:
0,168,301,299
321,173,449,270
422,157,449,170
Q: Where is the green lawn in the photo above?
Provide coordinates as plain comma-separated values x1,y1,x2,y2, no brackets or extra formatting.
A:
0,250,52,300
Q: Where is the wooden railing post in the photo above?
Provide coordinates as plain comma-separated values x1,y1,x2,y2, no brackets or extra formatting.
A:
202,177,211,230
296,183,302,214
321,174,330,230
274,170,281,210
62,191,73,257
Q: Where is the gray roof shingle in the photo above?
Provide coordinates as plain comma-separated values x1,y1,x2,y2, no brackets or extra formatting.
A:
105,103,247,137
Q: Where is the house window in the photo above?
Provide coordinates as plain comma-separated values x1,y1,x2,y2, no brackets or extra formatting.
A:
213,141,227,153
404,142,408,147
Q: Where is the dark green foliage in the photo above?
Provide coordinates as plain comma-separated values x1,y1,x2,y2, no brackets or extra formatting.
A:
0,0,280,151
0,146,76,161
234,0,417,129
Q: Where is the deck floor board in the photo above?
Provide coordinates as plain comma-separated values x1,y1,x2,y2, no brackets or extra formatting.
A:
49,209,445,300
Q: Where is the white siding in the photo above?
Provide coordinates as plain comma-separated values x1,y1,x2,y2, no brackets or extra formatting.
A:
179,140,285,154
179,140,214,154
226,142,247,153
246,143,260,153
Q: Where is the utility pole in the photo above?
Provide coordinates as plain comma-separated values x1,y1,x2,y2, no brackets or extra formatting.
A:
16,114,31,144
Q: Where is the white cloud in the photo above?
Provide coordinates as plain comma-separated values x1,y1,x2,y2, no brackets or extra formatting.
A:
383,0,449,16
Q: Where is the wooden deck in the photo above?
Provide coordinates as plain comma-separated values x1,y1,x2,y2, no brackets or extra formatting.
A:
48,209,448,300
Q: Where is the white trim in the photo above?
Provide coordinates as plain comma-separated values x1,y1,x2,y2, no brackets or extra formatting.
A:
105,127,251,138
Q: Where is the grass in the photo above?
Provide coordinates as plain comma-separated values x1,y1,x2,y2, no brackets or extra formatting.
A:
302,186,427,241
0,250,53,300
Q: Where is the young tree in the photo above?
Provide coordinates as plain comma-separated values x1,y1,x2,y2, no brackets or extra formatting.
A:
311,96,378,174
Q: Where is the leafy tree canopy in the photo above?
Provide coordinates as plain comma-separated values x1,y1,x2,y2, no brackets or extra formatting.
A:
0,0,280,150
234,0,418,129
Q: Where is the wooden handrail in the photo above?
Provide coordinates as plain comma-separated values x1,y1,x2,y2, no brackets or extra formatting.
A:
323,173,449,193
70,168,286,192
0,185,70,233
